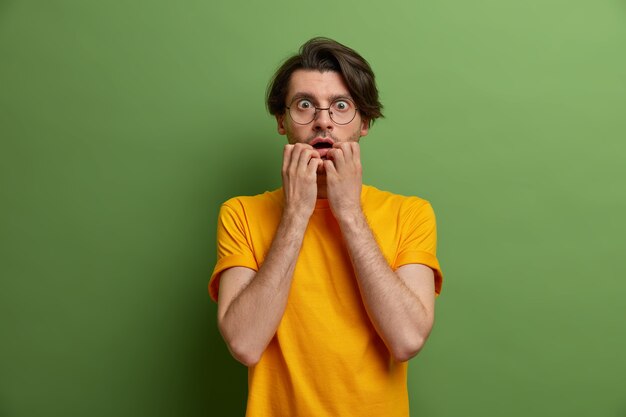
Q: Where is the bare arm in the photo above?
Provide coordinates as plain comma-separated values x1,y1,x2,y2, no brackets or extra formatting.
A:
324,142,436,362
217,144,322,366
336,212,435,362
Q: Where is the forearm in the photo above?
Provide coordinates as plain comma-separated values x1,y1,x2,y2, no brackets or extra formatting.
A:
337,211,433,362
219,211,308,365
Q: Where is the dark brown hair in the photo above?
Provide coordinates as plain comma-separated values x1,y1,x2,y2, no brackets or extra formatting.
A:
266,37,383,125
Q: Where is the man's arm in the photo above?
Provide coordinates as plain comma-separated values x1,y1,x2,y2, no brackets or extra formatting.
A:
324,142,436,362
334,213,436,362
217,144,322,366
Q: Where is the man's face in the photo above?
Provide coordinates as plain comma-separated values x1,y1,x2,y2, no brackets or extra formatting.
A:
276,69,369,160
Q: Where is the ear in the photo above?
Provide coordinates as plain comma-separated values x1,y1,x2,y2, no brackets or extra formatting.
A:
360,118,370,137
276,114,287,135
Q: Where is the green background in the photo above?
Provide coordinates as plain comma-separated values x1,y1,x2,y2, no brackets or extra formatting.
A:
1,0,625,416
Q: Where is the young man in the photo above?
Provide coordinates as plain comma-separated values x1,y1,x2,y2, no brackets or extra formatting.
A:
209,37,443,416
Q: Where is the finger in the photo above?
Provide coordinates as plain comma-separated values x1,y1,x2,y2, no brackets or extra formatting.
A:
351,142,362,172
288,144,306,175
328,148,345,169
334,142,353,162
294,142,314,151
283,144,294,174
351,142,361,162
291,143,314,158
307,157,323,176
323,159,338,177
298,148,318,172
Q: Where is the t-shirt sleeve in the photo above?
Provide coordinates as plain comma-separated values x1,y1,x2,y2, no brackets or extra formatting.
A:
394,199,443,295
208,201,259,302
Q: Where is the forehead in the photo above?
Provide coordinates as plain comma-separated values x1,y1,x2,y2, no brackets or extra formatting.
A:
287,69,351,101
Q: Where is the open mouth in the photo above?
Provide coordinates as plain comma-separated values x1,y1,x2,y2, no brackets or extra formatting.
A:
312,142,332,150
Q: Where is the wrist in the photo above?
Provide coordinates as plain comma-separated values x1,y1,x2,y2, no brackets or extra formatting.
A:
281,206,312,228
335,206,365,228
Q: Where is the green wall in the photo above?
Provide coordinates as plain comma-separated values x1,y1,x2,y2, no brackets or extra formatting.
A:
1,1,625,416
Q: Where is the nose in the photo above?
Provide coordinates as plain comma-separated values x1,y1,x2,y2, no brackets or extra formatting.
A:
312,107,333,131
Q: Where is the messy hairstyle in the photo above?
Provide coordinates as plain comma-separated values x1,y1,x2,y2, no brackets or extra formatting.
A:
266,37,383,125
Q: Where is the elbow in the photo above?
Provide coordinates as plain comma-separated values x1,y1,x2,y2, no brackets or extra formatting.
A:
218,320,262,367
390,319,434,362
391,313,435,362
391,335,426,362
229,343,262,367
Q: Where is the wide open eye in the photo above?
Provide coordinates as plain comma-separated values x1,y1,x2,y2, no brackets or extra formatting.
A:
296,99,313,110
332,100,352,112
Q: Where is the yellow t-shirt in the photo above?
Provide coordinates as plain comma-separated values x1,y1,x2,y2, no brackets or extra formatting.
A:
209,185,443,417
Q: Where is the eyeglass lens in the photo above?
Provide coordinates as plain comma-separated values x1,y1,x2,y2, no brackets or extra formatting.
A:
289,98,357,125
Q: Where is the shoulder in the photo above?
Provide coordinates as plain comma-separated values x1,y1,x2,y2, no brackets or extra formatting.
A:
362,184,433,214
221,188,284,214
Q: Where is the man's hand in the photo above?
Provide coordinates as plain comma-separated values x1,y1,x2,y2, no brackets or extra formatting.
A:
282,143,323,220
324,142,363,222
323,141,435,362
218,143,322,367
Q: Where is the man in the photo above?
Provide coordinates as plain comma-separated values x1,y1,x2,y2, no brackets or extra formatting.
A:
209,37,443,416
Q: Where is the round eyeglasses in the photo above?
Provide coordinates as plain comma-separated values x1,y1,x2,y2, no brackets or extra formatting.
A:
286,97,358,125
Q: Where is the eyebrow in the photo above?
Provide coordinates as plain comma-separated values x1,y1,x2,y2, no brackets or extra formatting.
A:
290,92,353,104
